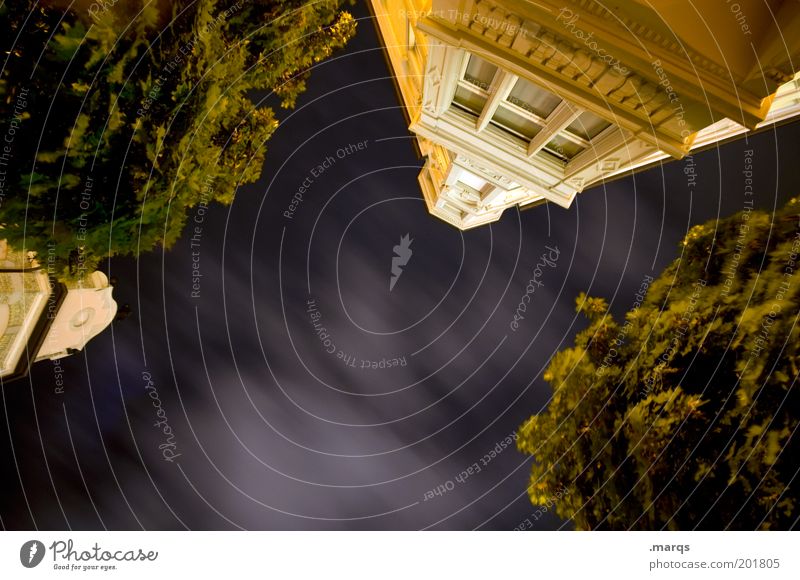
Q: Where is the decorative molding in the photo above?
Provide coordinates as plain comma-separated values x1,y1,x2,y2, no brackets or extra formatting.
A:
568,0,730,80
454,154,514,187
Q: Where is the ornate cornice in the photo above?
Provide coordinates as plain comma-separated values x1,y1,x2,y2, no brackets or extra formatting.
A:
567,0,731,80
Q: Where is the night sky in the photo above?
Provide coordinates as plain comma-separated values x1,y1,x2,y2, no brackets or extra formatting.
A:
2,1,800,530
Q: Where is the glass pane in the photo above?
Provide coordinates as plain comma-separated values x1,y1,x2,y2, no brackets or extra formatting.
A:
566,111,612,140
453,84,487,116
463,54,497,91
545,134,585,161
491,105,542,140
507,78,561,118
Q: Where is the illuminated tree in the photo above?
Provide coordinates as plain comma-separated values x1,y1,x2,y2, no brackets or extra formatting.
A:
518,198,800,530
0,0,355,276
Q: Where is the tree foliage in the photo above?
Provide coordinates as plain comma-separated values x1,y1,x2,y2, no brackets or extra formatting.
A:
0,0,355,277
518,198,800,529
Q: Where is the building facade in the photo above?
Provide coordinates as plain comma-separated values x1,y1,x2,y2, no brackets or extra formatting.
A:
370,0,800,229
0,241,117,381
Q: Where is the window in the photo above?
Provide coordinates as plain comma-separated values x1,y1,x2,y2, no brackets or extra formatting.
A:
506,78,561,118
447,51,614,167
490,105,541,140
565,111,611,141
463,54,497,91
452,55,496,116
453,85,488,115
544,134,585,161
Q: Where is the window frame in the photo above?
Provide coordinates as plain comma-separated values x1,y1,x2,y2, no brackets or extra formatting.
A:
452,52,616,168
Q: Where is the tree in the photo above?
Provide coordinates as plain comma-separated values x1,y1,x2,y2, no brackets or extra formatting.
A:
517,198,800,529
0,0,355,278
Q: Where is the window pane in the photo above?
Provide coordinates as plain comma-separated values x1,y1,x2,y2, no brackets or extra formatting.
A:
463,55,497,91
545,135,585,161
453,85,487,116
566,111,611,140
507,78,561,118
491,105,542,140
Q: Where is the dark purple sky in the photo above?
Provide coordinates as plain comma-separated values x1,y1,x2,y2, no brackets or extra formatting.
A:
2,1,800,530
